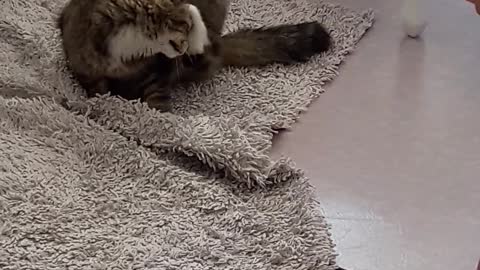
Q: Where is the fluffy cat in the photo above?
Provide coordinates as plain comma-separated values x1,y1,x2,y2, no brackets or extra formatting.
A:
58,0,331,111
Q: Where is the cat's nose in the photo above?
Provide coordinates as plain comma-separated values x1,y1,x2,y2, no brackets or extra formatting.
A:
169,40,188,55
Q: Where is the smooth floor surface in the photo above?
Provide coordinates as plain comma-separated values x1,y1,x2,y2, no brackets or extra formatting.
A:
270,0,480,270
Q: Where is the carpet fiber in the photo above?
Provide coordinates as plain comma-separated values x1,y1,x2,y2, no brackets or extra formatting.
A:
0,0,373,269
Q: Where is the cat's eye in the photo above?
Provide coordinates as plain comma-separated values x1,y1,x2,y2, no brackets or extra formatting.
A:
169,19,191,32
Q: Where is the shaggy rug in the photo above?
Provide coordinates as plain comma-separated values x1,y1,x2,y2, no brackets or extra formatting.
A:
0,0,373,269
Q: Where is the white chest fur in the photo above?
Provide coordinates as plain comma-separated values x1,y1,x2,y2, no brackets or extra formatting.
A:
108,25,178,60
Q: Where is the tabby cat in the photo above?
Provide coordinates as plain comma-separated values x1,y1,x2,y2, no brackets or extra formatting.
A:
58,0,331,111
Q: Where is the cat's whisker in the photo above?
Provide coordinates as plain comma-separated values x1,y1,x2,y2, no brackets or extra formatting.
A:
186,52,193,64
175,58,180,79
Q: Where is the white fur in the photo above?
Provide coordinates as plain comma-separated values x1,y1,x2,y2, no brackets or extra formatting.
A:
401,0,427,38
108,25,181,61
186,4,210,55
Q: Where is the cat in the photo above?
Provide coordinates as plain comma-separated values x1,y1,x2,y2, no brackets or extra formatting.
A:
58,0,332,111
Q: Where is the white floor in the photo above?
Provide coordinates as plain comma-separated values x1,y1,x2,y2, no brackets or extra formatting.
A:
271,0,480,269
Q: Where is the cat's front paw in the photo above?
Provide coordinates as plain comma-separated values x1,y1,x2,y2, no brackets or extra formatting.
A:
185,4,210,55
144,91,172,112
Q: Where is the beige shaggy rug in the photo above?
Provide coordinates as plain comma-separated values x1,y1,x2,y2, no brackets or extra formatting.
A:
0,0,373,269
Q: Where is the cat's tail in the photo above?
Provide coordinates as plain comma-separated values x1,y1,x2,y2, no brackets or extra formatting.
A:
219,22,331,67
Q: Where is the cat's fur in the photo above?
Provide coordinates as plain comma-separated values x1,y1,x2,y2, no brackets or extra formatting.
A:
58,0,332,111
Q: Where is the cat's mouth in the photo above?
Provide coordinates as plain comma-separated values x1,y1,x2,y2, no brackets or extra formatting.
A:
169,40,188,54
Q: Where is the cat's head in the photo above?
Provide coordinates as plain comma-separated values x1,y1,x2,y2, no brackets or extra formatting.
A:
103,0,196,62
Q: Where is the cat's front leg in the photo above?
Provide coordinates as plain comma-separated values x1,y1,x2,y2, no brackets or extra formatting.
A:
185,4,210,55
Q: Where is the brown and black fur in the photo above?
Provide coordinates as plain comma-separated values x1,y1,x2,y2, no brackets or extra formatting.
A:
58,0,332,111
